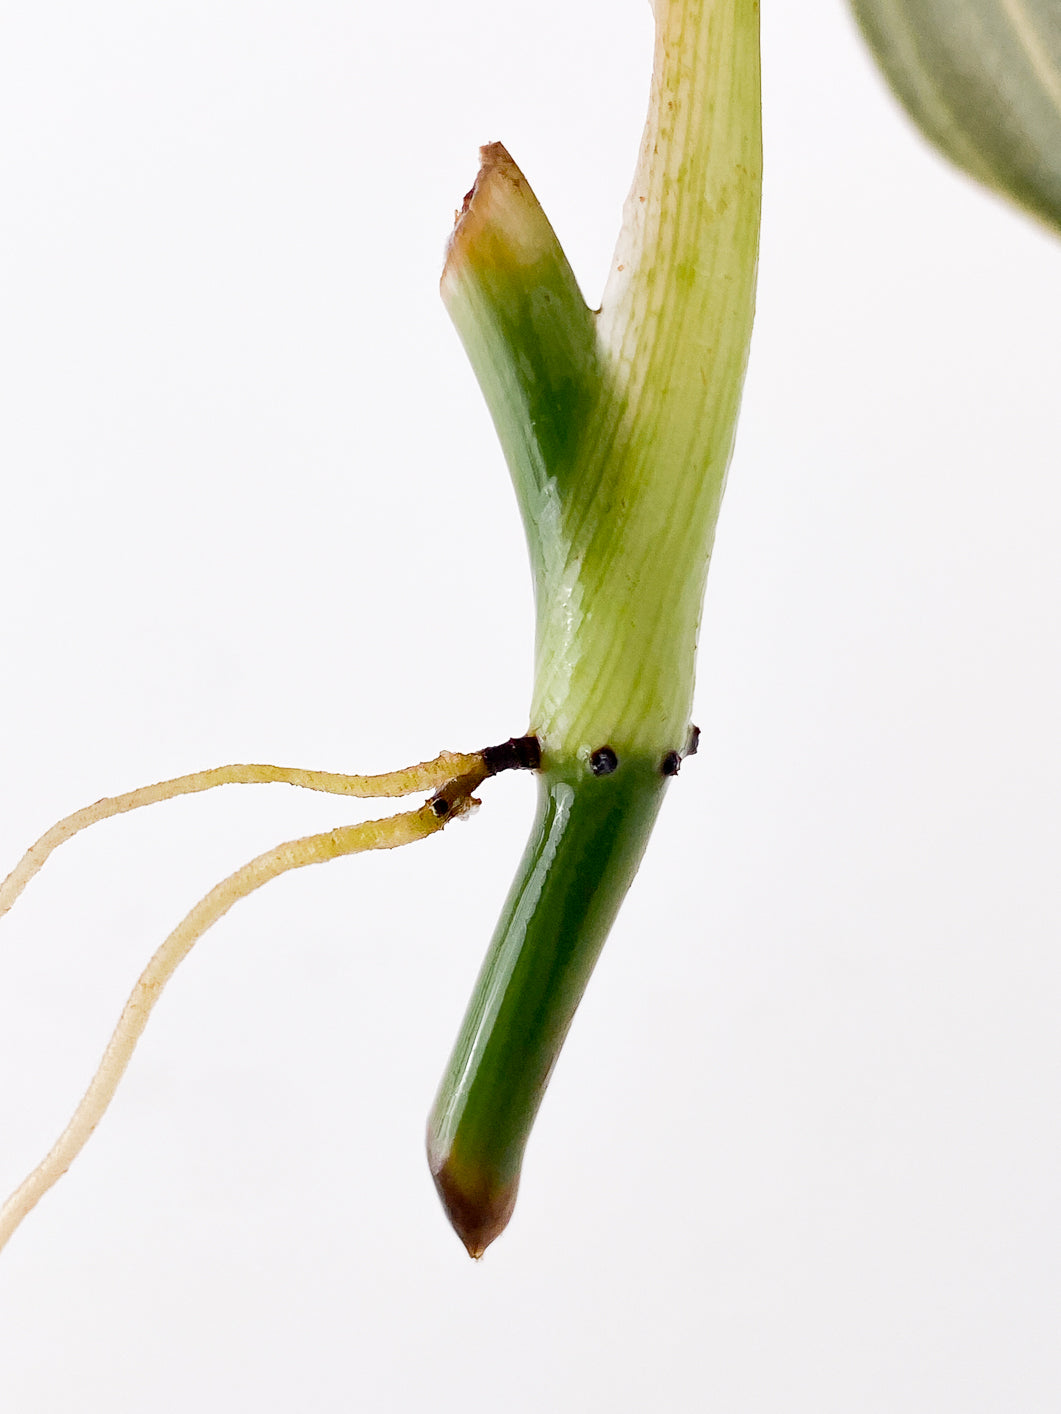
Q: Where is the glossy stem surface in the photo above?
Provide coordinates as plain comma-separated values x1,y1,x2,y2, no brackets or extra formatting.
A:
428,758,667,1256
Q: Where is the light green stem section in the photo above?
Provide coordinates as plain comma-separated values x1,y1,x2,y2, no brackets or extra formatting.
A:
443,0,761,760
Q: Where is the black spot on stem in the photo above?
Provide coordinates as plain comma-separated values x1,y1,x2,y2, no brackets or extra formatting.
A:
589,746,619,777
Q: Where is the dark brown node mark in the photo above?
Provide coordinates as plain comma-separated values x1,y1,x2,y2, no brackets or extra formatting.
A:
482,735,542,776
589,746,619,777
430,796,451,818
661,751,681,776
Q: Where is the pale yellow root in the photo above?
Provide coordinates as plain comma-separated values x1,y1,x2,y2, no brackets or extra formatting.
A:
0,780,483,1255
0,751,484,923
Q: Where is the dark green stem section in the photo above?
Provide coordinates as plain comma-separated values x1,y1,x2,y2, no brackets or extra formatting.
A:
427,756,667,1256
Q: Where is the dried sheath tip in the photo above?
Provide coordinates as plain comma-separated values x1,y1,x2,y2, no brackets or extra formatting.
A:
442,142,559,291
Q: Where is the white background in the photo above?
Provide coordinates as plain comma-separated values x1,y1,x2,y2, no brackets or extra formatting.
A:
1,2,1059,1409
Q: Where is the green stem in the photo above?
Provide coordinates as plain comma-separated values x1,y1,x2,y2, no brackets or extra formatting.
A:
428,757,667,1256
431,0,762,1253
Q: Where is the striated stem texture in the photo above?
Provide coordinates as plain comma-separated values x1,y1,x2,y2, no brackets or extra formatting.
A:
430,0,762,1254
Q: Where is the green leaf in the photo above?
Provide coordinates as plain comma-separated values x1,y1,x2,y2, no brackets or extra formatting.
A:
850,0,1061,234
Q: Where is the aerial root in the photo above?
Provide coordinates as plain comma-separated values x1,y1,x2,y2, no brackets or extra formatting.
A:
0,737,542,1253
0,750,487,923
0,780,485,1255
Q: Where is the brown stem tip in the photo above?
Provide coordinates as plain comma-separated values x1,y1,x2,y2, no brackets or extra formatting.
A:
442,141,555,290
430,1155,519,1260
452,141,519,223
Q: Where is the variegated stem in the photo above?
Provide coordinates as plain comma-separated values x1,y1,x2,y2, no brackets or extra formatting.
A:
430,0,762,1254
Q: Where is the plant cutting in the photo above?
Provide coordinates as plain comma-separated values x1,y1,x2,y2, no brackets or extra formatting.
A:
0,0,760,1259
1,0,1057,1276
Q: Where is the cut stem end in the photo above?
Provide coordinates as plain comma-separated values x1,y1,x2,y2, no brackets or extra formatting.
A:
430,1152,519,1259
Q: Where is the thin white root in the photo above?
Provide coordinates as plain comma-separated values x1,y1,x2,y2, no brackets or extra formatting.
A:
0,751,484,923
0,783,481,1255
